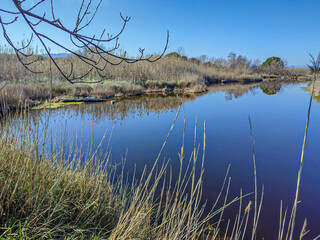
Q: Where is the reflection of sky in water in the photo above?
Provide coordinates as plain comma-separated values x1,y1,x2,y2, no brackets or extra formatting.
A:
30,83,320,239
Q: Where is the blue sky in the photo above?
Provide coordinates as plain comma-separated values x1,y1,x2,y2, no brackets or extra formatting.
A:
1,0,320,66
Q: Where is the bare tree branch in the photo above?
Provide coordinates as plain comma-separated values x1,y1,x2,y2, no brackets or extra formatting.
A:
0,0,169,84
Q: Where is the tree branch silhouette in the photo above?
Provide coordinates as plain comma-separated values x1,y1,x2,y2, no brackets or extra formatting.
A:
0,0,169,84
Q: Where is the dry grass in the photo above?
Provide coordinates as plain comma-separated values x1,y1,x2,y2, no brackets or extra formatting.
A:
310,80,320,103
0,94,317,239
0,80,146,112
0,46,264,112
289,68,310,75
0,48,262,83
0,46,317,239
2,45,314,112
0,108,254,239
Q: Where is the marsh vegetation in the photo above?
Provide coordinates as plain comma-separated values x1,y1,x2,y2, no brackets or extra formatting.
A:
0,46,314,113
0,81,319,239
1,1,319,239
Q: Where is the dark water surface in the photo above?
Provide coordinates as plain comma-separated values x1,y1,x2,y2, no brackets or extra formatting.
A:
31,82,320,239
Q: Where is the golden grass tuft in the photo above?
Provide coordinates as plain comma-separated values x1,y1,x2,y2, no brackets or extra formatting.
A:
0,109,247,239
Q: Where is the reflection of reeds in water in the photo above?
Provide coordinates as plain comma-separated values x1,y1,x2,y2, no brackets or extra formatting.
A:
0,48,265,112
27,83,263,122
208,83,260,100
0,108,253,239
0,80,317,239
308,80,320,103
30,94,201,123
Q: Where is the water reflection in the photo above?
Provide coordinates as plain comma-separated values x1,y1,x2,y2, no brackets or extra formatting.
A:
32,93,201,123
312,80,320,103
208,82,260,100
301,80,320,104
31,82,308,121
27,82,320,239
260,81,282,95
31,83,262,122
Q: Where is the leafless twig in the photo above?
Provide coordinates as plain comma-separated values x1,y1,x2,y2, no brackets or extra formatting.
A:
0,0,169,84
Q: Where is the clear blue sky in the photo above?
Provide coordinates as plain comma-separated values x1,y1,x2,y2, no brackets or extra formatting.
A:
1,0,320,66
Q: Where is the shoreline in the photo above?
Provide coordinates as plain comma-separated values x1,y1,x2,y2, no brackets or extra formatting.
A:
0,77,313,112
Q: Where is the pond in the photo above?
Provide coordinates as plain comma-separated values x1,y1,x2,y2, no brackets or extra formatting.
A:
30,81,320,239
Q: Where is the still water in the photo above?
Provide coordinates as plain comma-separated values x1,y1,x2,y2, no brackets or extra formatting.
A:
31,82,320,239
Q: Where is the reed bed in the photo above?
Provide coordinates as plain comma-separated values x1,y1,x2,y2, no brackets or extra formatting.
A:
0,108,253,239
1,44,314,113
0,46,266,112
0,47,261,83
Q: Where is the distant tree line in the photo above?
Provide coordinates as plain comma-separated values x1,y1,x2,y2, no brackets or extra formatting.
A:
165,49,290,75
